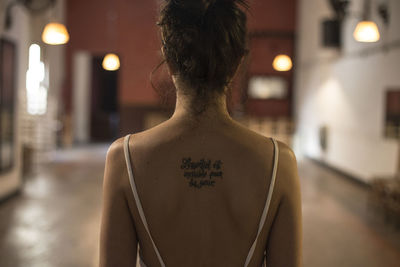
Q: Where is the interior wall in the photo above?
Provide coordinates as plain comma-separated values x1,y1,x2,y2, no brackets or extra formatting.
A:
72,52,92,143
66,0,297,105
244,35,295,117
66,0,297,134
24,0,66,152
243,0,297,117
66,0,161,108
294,0,399,182
0,1,30,199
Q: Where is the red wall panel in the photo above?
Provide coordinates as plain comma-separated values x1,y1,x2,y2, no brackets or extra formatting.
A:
247,0,297,31
66,0,297,118
66,0,162,107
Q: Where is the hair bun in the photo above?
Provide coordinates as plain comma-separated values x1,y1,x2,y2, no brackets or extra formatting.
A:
170,0,210,15
157,0,249,114
162,0,205,25
170,0,214,9
167,0,239,20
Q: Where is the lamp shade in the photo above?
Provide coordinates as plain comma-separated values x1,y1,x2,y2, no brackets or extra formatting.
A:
353,21,380,42
102,53,120,71
42,22,70,45
272,54,293,72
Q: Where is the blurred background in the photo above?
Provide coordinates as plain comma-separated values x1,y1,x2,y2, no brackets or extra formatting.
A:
0,0,399,266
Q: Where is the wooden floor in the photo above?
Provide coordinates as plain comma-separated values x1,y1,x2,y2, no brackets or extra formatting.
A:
0,145,399,267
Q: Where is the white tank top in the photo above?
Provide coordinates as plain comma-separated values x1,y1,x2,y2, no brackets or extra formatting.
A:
123,134,279,267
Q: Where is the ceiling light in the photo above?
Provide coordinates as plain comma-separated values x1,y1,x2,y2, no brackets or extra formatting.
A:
102,53,120,71
272,54,293,72
353,20,380,42
42,22,70,45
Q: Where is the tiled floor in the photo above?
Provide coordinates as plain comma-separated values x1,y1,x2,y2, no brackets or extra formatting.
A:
0,145,399,267
300,159,400,267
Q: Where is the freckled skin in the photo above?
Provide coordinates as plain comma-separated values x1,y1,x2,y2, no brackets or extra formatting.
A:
99,95,302,267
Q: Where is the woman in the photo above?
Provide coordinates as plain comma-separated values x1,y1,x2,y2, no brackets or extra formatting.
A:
100,0,302,266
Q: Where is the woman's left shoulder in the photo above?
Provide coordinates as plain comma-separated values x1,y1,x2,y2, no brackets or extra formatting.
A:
106,136,126,165
103,136,131,190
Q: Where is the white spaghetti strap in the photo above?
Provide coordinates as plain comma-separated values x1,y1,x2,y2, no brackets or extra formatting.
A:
244,137,279,267
123,134,166,267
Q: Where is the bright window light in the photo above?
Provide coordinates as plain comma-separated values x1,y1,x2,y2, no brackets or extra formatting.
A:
26,44,48,115
248,76,288,99
28,44,40,69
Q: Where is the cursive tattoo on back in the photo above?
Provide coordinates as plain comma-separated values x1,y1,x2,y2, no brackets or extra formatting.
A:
180,157,223,189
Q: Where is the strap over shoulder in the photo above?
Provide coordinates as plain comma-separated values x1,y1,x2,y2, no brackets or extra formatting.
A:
243,137,279,267
123,134,166,267
123,134,279,267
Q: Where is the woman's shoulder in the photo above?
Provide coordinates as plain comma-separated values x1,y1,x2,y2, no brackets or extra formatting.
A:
273,139,300,202
230,123,300,198
275,139,297,166
104,136,131,185
233,121,298,164
106,136,126,164
119,119,297,160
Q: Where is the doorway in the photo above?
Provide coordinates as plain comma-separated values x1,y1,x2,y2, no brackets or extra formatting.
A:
90,56,119,142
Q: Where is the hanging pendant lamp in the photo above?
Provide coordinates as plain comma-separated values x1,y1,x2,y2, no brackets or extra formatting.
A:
102,53,120,71
102,0,120,71
353,21,380,42
42,22,70,45
272,54,293,72
353,0,380,43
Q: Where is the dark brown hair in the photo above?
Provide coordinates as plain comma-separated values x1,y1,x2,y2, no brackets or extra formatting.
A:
157,0,249,113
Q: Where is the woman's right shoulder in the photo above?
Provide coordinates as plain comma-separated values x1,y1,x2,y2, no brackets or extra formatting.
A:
273,139,301,203
275,140,298,167
233,123,291,156
232,122,299,179
238,123,300,197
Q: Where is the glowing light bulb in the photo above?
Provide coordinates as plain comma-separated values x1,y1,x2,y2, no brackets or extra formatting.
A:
42,23,70,45
272,54,292,72
102,53,120,71
353,21,380,43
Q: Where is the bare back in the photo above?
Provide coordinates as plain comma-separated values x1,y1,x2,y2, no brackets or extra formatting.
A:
100,117,302,267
